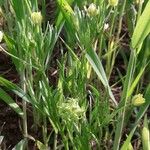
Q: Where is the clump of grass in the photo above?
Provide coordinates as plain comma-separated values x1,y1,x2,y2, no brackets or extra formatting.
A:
0,0,150,149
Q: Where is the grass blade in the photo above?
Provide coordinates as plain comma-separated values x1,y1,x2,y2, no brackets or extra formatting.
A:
142,114,150,150
0,87,24,118
113,50,136,150
12,139,26,150
132,0,150,49
86,48,118,106
0,76,30,103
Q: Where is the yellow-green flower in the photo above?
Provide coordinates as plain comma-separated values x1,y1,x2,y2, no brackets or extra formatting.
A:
31,12,42,25
108,0,119,7
87,3,99,17
132,94,145,106
57,98,85,122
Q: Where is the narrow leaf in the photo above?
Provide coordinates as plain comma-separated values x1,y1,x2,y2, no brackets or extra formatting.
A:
86,48,118,106
0,88,24,118
12,139,26,150
132,0,150,49
0,76,30,103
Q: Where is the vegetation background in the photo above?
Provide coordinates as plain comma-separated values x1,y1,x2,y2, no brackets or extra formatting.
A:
0,0,150,149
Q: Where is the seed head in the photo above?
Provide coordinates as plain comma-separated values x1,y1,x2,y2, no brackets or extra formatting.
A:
58,98,85,122
132,94,145,106
31,11,42,25
87,3,99,17
108,0,119,7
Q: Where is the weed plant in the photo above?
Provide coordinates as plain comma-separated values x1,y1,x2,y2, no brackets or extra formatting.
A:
0,0,150,149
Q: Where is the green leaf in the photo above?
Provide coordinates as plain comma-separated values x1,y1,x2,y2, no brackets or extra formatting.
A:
11,0,25,22
0,76,30,103
0,87,24,118
86,48,118,106
36,140,47,150
132,0,150,49
57,0,74,25
127,66,146,97
113,50,136,150
0,136,4,145
12,139,26,150
142,114,150,150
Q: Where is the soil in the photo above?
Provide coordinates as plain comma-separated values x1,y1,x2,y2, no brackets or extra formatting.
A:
0,52,22,149
0,101,22,149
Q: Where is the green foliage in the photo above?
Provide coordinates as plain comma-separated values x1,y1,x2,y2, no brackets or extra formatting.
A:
0,0,150,149
0,87,24,118
12,139,26,150
121,84,150,150
132,0,150,50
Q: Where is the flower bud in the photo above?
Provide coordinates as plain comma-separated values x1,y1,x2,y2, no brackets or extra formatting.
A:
31,12,42,25
108,0,119,7
132,94,145,106
87,3,99,17
0,31,3,42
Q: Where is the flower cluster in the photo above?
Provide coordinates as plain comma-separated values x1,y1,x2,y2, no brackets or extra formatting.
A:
108,0,119,7
31,11,42,25
86,3,99,17
57,98,85,122
132,94,145,106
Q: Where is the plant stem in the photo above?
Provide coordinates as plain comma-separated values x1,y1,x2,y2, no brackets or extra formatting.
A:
43,114,48,148
53,132,58,150
20,71,28,148
116,0,127,42
106,7,118,79
113,50,136,150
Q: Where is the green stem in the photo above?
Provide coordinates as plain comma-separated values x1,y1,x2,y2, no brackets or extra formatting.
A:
21,71,28,148
43,115,48,148
116,0,127,42
53,132,58,150
109,7,117,38
113,50,136,150
106,7,118,79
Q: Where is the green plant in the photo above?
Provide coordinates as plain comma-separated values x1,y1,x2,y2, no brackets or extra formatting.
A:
0,0,150,149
